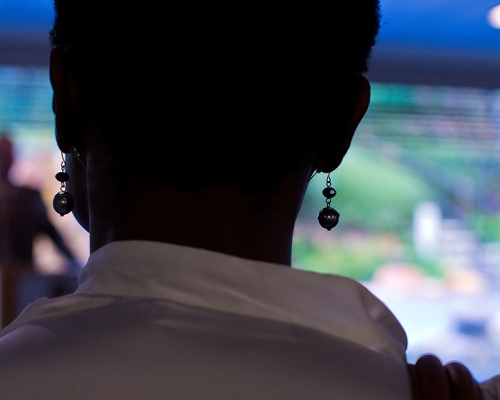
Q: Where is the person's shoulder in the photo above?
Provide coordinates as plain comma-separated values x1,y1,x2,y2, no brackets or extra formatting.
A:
0,298,412,400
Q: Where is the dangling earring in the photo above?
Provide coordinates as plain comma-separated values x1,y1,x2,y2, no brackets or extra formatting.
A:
317,173,340,230
52,151,75,216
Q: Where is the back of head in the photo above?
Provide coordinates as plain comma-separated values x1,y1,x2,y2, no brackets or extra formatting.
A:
50,1,380,191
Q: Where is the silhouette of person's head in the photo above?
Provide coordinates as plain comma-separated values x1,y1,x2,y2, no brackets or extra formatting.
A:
49,1,381,193
49,1,381,257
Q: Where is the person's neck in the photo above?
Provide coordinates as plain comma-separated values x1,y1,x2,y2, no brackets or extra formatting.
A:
88,184,299,266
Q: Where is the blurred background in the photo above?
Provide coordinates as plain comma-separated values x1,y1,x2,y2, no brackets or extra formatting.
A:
2,0,500,381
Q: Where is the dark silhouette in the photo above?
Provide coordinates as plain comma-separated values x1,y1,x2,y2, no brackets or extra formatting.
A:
0,134,78,327
0,134,76,270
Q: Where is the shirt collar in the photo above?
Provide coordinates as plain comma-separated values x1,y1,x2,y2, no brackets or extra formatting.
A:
77,240,408,362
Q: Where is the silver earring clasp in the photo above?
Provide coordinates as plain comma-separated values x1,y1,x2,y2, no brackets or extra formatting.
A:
68,146,86,171
69,146,80,158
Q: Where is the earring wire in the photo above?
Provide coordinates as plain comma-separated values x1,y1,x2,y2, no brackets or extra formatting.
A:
68,146,87,171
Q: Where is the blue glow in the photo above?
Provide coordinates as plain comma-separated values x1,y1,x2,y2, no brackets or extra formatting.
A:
1,0,500,54
377,0,500,52
0,0,53,31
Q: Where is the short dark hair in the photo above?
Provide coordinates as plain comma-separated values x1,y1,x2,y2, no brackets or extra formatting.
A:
50,1,381,191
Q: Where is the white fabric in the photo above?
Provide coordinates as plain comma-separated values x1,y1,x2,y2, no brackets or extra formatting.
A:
0,240,496,398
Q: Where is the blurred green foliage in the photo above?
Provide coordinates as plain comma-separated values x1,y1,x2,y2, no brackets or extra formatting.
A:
467,212,500,243
292,231,443,281
292,232,396,281
293,145,446,281
297,145,435,234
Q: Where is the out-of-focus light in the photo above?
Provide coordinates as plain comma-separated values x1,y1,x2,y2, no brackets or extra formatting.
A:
487,4,500,29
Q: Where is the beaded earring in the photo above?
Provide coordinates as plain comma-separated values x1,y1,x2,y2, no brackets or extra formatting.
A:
317,172,340,230
52,151,75,216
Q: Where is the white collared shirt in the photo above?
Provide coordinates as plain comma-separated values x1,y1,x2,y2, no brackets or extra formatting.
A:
0,240,494,399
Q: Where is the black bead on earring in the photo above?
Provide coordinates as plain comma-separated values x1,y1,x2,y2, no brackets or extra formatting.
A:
317,173,340,230
52,152,74,216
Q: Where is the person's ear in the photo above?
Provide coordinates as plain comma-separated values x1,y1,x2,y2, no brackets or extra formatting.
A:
316,76,371,173
50,46,82,154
